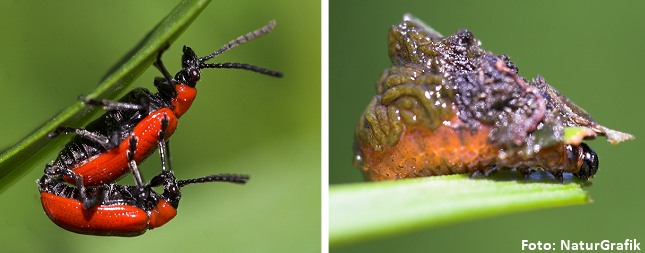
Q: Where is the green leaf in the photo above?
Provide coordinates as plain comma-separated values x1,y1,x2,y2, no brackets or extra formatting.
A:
0,0,211,192
329,173,589,247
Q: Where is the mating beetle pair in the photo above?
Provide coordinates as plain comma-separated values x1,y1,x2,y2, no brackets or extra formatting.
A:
38,21,281,236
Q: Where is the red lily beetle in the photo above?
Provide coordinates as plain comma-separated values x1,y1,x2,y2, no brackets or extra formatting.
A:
39,168,249,236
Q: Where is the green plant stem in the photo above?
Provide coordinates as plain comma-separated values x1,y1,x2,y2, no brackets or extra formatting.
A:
330,173,589,247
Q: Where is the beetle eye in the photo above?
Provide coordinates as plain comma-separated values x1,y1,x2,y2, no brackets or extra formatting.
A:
577,143,599,179
188,69,200,84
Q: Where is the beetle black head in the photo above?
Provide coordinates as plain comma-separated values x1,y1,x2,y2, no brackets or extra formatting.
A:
147,170,249,209
575,143,599,180
172,21,283,88
174,46,202,87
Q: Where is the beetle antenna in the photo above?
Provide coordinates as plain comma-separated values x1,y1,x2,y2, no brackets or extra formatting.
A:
177,174,249,187
197,20,282,77
199,20,276,62
200,62,282,77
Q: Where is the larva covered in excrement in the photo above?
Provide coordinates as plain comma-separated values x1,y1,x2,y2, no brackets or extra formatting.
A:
353,14,634,181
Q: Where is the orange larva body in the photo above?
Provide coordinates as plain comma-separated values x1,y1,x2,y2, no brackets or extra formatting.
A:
358,117,579,181
359,118,496,180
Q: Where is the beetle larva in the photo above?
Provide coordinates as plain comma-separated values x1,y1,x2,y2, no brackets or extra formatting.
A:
354,14,634,181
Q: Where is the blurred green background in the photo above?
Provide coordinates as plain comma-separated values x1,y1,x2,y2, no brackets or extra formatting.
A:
0,1,319,252
331,0,642,252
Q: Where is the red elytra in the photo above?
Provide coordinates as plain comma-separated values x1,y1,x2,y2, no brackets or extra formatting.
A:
39,169,250,236
65,84,195,186
40,192,176,237
64,107,180,186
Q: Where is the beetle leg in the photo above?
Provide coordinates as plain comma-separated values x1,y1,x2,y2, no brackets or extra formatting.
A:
155,124,181,204
469,166,498,178
483,166,498,177
518,168,531,180
468,170,483,178
58,168,101,209
550,169,564,183
153,45,179,100
126,135,153,207
79,96,145,111
148,173,166,188
154,45,174,84
158,112,169,141
126,136,145,189
154,113,180,199
44,164,107,210
48,126,113,150
164,140,172,172
80,185,109,211
157,112,173,174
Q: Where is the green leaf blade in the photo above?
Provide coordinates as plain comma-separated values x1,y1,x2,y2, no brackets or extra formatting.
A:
0,0,211,192
330,174,589,246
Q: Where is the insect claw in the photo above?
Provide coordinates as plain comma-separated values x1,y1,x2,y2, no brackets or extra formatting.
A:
549,170,564,183
556,175,564,183
483,166,498,177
